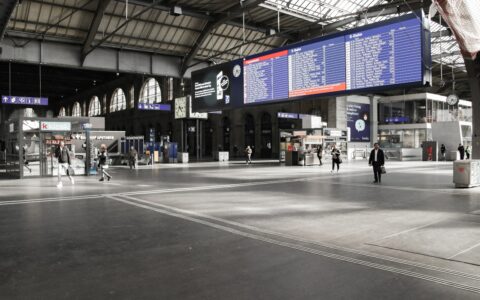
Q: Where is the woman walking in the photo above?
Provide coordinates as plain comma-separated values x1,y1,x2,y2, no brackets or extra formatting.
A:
331,144,341,173
98,144,112,181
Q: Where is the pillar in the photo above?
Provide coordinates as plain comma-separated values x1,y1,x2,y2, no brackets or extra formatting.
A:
328,97,347,129
464,55,480,159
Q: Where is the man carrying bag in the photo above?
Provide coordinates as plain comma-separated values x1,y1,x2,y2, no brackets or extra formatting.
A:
369,143,385,184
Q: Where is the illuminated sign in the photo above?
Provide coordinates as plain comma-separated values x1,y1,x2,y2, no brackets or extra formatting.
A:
40,121,71,131
2,96,48,106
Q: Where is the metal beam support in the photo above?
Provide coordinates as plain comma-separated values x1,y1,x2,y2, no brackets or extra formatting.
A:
432,51,462,60
180,0,266,76
300,1,425,39
0,0,17,40
81,0,112,63
83,0,163,58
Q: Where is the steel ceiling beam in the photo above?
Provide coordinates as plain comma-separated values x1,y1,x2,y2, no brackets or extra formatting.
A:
82,0,163,58
81,0,112,63
180,0,266,76
300,0,426,39
0,0,17,40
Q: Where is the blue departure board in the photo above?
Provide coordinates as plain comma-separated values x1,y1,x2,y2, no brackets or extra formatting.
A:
345,17,422,90
243,12,427,105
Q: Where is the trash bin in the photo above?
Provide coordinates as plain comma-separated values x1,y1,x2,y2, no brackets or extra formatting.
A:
453,160,480,188
177,152,189,163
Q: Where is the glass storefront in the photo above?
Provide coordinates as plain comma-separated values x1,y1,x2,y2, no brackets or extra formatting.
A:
378,129,428,149
379,99,472,125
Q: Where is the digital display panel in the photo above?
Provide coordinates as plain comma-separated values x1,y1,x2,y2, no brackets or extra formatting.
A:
346,102,370,142
192,12,429,112
192,59,243,111
244,12,426,105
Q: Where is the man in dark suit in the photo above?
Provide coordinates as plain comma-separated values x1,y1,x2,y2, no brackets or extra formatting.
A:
369,143,385,183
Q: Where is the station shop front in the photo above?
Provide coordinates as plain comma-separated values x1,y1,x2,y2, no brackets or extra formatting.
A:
1,116,124,179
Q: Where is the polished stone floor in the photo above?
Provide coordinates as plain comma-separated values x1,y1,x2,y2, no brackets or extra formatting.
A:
1,160,480,299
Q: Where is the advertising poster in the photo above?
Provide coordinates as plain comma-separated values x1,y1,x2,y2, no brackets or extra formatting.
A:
192,59,243,112
347,102,370,142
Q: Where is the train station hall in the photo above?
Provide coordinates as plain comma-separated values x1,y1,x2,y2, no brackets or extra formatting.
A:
1,0,480,299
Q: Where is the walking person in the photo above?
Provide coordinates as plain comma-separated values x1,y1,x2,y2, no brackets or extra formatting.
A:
317,144,323,166
458,144,465,160
55,140,74,188
465,146,471,160
440,144,446,161
128,146,138,169
245,145,252,164
331,144,341,173
369,143,385,184
98,144,112,181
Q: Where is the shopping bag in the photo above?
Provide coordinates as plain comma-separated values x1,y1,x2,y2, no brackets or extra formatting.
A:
380,166,386,174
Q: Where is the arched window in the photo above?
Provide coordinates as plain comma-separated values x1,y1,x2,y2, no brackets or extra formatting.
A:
72,102,81,117
139,78,161,104
59,107,66,117
110,88,126,112
88,96,101,116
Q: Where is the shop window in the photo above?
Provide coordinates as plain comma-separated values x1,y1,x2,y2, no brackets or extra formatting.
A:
88,96,101,116
111,88,126,112
72,102,82,117
139,78,161,104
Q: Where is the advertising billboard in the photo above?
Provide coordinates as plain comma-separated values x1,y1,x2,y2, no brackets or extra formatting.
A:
192,59,243,112
347,102,370,142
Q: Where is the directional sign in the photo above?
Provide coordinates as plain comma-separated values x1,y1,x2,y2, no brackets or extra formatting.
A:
2,96,48,106
137,103,171,111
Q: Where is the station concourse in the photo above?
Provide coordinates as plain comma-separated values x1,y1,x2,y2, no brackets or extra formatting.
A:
1,1,480,299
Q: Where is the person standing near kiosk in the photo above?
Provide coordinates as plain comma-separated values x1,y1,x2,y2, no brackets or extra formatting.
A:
369,143,385,184
56,140,74,188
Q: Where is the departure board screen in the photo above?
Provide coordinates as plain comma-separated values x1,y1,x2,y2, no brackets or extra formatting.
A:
243,12,427,105
192,12,429,112
345,17,422,89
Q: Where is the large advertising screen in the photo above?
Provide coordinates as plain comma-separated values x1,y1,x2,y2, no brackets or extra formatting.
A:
193,12,429,112
347,102,370,142
192,59,243,111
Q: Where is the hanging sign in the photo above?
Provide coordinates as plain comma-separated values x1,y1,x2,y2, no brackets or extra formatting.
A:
2,96,48,106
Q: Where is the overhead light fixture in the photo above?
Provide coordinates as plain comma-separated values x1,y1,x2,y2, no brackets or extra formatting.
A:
266,28,277,36
170,6,182,16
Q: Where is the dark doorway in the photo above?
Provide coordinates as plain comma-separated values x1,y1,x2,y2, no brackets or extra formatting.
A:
204,120,213,157
261,112,272,158
244,114,255,156
222,117,230,152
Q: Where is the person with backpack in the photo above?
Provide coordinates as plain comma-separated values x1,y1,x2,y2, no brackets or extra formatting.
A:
98,144,112,181
55,140,74,188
